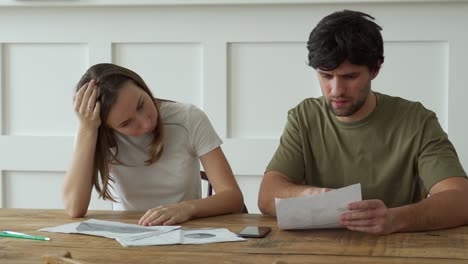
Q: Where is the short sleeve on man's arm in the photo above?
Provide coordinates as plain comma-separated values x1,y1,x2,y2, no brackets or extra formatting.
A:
418,113,467,192
266,108,305,184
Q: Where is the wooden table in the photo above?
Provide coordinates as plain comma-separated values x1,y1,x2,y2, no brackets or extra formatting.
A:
0,209,467,263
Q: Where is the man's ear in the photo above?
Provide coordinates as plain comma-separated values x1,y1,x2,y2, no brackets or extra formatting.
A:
370,60,383,80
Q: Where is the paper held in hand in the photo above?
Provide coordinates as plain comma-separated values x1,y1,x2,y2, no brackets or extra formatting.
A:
275,183,362,230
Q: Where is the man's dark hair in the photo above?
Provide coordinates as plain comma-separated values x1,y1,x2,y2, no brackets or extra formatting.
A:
307,10,384,72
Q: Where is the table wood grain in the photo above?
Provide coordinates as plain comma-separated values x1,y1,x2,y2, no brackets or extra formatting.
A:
0,209,466,263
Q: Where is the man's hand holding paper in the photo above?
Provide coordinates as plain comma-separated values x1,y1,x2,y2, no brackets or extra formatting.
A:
340,199,396,235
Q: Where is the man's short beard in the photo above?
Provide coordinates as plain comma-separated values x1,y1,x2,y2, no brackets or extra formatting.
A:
326,82,371,117
327,97,367,116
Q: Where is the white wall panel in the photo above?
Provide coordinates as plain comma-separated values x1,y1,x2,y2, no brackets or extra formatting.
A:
0,2,467,210
0,43,3,135
113,43,202,107
447,40,468,165
3,43,87,136
4,171,111,210
202,42,228,137
235,174,262,213
228,42,321,139
4,171,64,208
0,171,4,207
374,41,448,131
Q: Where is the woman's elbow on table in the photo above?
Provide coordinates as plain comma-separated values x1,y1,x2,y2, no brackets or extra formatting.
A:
65,207,88,218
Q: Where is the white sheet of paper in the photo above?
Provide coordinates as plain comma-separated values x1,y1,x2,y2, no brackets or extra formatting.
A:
117,228,246,247
275,183,362,230
39,219,245,247
39,219,179,240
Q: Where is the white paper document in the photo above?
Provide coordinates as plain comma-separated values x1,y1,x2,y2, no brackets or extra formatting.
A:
275,183,362,230
40,219,245,247
40,219,179,240
117,228,245,247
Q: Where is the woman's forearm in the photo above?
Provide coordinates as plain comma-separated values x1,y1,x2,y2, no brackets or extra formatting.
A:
62,126,98,217
186,189,245,218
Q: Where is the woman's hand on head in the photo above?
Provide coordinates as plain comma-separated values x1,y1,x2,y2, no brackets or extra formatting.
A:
74,79,101,130
138,202,196,226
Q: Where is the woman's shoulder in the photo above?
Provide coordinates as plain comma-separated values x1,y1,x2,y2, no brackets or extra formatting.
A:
159,101,207,126
160,100,202,115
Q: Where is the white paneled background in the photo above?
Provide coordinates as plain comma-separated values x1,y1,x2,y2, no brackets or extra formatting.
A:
0,1,467,214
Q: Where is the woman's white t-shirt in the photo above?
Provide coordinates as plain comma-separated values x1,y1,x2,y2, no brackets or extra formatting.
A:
109,101,222,211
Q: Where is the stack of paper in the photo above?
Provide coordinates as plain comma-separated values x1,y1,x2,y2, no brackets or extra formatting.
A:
40,219,245,247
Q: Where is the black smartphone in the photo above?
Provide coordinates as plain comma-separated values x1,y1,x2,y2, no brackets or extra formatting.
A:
238,226,271,238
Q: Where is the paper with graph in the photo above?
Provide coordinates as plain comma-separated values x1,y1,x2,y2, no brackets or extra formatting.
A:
40,219,245,247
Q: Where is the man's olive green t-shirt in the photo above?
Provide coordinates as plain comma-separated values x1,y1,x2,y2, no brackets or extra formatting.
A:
266,93,466,207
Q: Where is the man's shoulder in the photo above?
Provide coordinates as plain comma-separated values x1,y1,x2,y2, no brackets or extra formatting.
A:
380,93,435,118
282,97,330,130
289,97,326,115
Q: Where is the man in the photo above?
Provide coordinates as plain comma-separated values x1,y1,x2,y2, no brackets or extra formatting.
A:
258,10,468,235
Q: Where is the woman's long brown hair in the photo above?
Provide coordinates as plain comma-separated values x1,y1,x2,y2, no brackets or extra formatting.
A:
76,63,164,201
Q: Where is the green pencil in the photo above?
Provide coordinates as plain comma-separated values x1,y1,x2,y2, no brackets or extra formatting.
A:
0,232,50,241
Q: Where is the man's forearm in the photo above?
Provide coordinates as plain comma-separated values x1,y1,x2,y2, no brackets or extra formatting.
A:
258,183,317,216
258,171,326,216
391,189,468,233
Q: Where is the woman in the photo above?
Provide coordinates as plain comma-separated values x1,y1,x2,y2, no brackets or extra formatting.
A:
63,63,244,226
